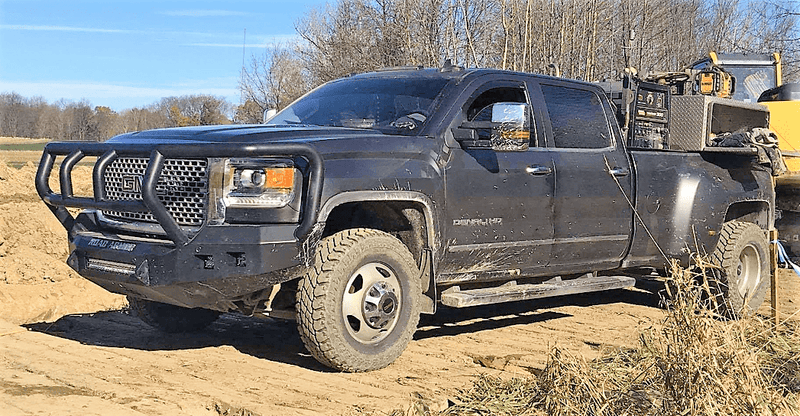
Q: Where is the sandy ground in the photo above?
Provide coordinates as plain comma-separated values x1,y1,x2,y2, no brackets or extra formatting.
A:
1,158,799,415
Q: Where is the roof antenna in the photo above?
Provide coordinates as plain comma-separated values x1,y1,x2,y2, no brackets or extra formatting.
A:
240,28,246,105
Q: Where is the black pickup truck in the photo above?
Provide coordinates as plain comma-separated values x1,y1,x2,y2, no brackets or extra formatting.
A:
36,66,775,372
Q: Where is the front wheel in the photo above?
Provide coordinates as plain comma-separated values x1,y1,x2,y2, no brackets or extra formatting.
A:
296,229,421,372
709,221,771,318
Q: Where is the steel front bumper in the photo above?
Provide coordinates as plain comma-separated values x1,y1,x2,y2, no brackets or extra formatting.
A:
36,141,324,310
65,212,309,309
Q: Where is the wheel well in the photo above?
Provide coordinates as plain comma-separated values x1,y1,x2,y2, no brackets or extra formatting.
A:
724,201,770,229
321,201,429,265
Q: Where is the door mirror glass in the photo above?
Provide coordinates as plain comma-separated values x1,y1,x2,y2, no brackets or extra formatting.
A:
490,102,530,151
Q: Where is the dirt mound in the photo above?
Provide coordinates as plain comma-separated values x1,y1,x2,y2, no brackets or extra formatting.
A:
0,248,75,284
0,160,93,200
0,161,124,324
0,201,69,261
0,160,38,198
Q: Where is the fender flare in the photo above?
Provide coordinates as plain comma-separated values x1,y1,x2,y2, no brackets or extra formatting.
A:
317,190,439,313
318,191,438,250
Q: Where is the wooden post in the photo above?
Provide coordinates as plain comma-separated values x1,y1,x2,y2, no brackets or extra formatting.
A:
770,229,779,326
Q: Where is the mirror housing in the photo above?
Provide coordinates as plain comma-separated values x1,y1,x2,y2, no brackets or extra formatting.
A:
263,108,278,123
452,127,490,148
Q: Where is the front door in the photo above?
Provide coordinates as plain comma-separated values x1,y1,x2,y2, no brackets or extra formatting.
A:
440,78,555,279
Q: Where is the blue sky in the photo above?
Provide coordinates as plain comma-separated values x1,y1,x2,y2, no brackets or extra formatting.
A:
0,0,323,112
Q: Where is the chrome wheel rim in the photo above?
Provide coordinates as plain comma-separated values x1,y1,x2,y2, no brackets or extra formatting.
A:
342,262,402,344
736,244,761,300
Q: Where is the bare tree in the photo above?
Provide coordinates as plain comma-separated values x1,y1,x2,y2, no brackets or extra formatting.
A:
63,100,95,141
239,43,311,115
159,95,231,127
120,106,167,133
0,93,27,137
234,100,264,124
94,106,123,140
288,0,797,83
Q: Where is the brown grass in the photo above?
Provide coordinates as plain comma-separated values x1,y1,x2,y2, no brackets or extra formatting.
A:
0,137,51,168
427,256,800,416
0,136,50,145
0,151,46,168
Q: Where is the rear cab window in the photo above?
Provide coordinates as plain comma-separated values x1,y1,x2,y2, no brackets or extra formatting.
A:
539,83,613,149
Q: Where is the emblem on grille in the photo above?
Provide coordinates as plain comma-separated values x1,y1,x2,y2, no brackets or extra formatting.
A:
104,157,207,227
122,175,143,193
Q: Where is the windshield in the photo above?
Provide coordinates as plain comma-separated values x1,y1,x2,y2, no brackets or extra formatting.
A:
267,77,451,135
726,66,778,102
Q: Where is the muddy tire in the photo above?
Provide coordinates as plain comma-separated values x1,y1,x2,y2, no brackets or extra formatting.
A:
709,221,771,318
296,228,421,372
128,296,221,333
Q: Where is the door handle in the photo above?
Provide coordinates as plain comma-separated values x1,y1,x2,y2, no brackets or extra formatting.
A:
526,165,552,175
608,167,630,177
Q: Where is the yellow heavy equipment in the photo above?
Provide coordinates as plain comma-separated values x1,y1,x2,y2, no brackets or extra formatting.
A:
762,84,800,180
694,53,799,176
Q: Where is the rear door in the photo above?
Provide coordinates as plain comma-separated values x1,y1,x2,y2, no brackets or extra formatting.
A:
534,81,634,270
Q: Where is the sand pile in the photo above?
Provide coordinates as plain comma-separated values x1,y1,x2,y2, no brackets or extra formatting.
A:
0,160,125,324
0,160,39,199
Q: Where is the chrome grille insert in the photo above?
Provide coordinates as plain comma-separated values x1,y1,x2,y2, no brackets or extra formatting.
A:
102,157,208,227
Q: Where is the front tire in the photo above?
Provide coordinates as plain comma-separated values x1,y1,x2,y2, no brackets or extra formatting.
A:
128,296,221,333
709,221,771,318
296,229,421,372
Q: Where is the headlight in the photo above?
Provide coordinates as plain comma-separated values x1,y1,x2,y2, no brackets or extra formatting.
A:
222,159,298,209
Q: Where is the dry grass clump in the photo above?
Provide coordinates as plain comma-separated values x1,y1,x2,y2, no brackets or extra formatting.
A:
440,375,541,415
436,256,800,416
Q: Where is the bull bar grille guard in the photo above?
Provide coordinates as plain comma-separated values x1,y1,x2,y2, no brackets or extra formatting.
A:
35,142,324,246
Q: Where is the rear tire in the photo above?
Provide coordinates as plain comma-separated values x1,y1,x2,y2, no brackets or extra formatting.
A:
128,296,221,333
709,221,770,318
296,228,421,372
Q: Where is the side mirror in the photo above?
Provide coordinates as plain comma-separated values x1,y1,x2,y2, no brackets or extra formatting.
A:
263,108,278,123
490,103,530,151
453,102,531,151
451,126,490,148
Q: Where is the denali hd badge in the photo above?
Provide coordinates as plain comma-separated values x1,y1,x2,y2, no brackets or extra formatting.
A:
453,217,503,227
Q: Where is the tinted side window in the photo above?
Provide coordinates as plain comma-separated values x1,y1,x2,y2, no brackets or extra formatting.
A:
540,84,611,149
466,87,527,121
464,86,531,143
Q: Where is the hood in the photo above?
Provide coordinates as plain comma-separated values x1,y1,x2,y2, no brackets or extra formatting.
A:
106,124,391,145
104,124,439,163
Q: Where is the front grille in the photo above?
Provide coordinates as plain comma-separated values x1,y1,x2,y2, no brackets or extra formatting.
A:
102,157,209,227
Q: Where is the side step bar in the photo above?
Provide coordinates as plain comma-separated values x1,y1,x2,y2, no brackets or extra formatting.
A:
439,275,637,308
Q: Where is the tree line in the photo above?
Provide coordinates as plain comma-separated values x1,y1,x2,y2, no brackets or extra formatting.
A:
0,93,233,142
2,0,798,138
242,0,798,116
